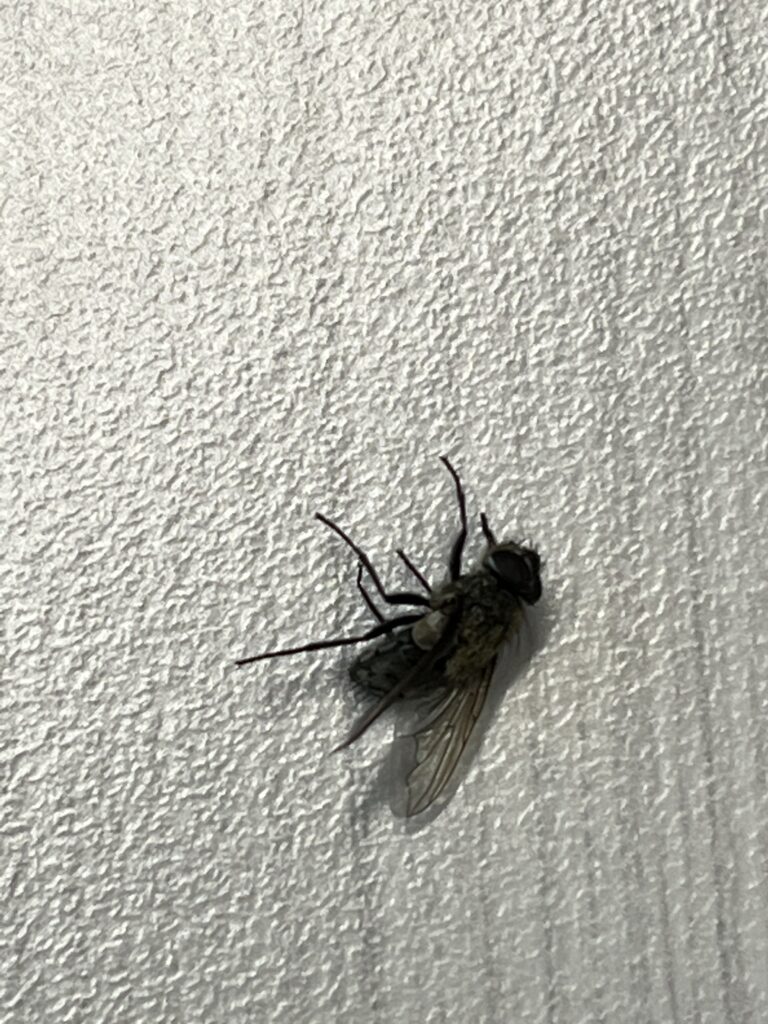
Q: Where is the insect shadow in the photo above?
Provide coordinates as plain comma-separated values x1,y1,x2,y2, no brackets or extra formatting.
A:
236,456,547,818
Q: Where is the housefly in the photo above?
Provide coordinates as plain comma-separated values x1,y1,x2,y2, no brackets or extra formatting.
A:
236,457,542,816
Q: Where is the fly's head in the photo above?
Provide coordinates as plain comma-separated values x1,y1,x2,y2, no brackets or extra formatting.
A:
483,541,542,605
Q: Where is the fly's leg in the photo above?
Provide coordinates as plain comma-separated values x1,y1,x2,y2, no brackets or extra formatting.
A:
396,549,432,593
315,513,429,608
440,456,467,581
480,512,497,546
356,564,385,623
235,613,421,666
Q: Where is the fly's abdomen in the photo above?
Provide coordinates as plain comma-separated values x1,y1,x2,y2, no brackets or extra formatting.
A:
349,628,441,698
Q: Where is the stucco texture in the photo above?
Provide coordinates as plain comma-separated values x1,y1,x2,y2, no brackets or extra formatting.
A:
3,2,768,1022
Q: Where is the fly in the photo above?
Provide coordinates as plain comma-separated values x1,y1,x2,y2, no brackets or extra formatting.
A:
236,457,543,816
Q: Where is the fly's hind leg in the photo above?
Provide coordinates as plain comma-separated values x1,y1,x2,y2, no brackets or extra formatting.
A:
396,549,432,593
235,612,421,666
356,564,385,624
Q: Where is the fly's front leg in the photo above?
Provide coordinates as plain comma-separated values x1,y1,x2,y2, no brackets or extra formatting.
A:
480,512,497,546
440,456,467,581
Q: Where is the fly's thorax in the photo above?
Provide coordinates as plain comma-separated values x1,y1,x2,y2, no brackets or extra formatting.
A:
444,568,524,680
455,567,521,614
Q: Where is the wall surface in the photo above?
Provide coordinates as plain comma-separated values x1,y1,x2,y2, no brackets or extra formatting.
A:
4,2,768,1022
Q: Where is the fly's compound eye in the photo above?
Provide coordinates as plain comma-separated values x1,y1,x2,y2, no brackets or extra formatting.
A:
487,548,542,604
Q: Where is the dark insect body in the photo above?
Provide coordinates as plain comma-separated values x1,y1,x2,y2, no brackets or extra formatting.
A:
236,457,542,816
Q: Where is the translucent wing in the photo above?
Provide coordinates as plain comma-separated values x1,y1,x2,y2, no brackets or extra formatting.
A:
403,657,496,817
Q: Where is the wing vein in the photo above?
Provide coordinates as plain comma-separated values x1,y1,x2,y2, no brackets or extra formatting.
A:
405,657,495,816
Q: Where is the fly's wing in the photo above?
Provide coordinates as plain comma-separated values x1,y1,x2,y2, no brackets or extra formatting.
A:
401,657,496,817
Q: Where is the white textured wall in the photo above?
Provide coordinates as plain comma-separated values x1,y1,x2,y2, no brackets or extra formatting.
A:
4,2,768,1022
